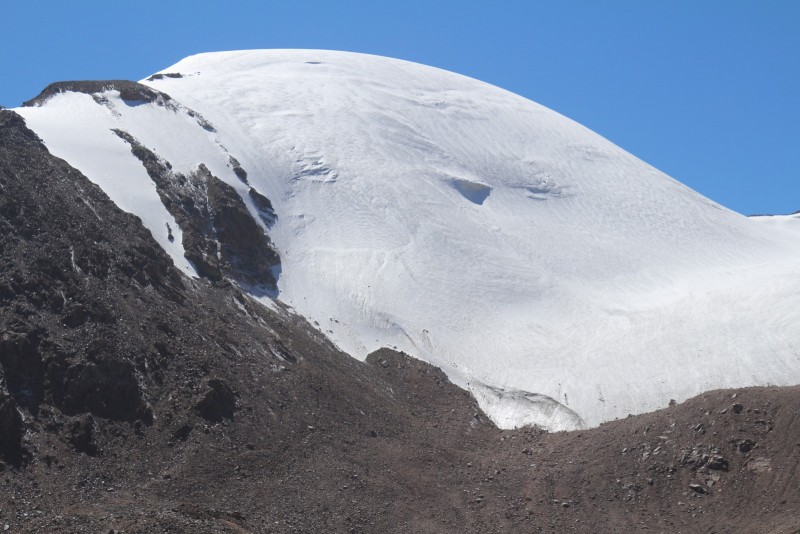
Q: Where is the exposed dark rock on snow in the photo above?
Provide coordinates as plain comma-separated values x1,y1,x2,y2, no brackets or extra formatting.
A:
112,129,279,292
204,166,279,292
146,72,184,81
248,187,277,228
22,80,171,107
228,155,249,184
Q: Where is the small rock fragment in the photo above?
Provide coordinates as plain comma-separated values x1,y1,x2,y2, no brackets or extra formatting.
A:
688,483,707,494
738,439,755,453
706,455,728,471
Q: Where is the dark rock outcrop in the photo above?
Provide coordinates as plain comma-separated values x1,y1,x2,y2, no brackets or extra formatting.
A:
64,414,96,455
248,186,277,228
111,129,280,293
205,168,279,290
0,390,23,465
57,356,152,422
228,155,248,184
22,80,171,107
146,72,184,81
194,378,237,422
0,328,45,409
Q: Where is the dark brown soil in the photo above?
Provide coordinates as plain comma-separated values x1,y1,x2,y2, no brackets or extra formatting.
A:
1,108,798,533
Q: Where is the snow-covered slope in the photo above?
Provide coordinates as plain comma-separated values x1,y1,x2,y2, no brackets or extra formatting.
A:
15,50,800,430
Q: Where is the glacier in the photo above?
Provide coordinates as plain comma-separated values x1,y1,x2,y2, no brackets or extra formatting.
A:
15,50,800,431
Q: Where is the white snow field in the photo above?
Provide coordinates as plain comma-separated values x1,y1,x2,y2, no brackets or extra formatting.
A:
16,50,800,431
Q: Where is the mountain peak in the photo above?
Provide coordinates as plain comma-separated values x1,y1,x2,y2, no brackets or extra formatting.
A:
13,50,800,430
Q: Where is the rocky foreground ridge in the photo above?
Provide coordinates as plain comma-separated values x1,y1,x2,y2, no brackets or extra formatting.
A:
1,106,799,533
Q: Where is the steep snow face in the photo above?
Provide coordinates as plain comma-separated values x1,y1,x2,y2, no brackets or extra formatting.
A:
16,90,199,276
16,50,800,430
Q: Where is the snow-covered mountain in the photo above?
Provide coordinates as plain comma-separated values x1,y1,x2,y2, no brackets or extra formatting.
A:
15,50,800,431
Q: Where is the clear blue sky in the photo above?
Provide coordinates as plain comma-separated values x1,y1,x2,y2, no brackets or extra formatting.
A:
1,1,797,215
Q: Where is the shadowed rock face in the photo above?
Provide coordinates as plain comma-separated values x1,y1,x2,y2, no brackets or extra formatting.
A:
0,328,45,409
205,167,279,292
248,186,277,228
0,391,23,465
112,129,280,293
194,378,237,422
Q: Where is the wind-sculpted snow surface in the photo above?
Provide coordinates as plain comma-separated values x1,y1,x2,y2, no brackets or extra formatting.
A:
15,50,800,430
